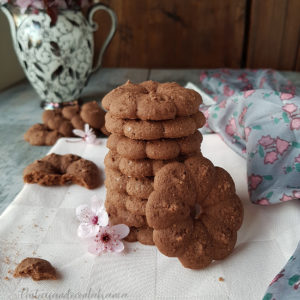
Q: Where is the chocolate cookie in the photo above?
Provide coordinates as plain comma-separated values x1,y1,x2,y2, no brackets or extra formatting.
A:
105,167,153,198
146,155,243,269
25,101,106,146
42,109,74,136
102,80,202,120
23,153,100,189
24,124,63,146
105,111,205,140
105,189,146,228
125,226,154,245
14,258,57,281
80,101,105,129
104,151,200,178
107,131,202,160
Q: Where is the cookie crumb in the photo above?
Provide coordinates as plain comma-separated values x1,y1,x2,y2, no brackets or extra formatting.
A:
14,258,57,281
218,277,225,282
4,276,10,280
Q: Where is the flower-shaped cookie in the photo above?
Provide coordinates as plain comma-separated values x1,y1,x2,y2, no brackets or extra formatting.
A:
146,155,243,269
102,80,202,120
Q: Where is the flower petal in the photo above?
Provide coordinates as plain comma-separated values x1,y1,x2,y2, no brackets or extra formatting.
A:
88,243,104,256
76,205,93,223
111,224,130,239
98,211,109,227
77,223,99,238
84,123,90,133
91,195,105,212
73,129,85,138
111,240,125,253
86,134,97,144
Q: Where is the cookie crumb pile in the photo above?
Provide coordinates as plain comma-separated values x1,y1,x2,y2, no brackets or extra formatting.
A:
103,80,243,269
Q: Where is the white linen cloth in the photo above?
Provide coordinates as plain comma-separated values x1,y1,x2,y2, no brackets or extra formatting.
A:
0,134,299,300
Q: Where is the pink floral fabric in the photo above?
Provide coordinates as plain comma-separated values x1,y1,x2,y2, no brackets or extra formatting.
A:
198,69,300,205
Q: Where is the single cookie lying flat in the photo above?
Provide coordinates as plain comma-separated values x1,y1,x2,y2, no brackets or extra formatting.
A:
23,153,100,189
107,131,202,160
146,155,243,269
14,258,57,281
105,111,205,140
105,167,153,198
104,150,200,178
102,80,202,120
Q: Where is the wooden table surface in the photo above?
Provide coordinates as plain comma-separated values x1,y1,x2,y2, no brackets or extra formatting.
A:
0,68,300,215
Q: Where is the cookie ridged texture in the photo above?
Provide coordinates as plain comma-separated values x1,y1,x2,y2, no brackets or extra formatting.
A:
105,189,154,245
104,150,201,178
125,226,154,245
105,189,147,228
23,153,100,189
105,167,154,198
107,131,202,160
105,111,205,140
145,155,243,269
102,80,202,121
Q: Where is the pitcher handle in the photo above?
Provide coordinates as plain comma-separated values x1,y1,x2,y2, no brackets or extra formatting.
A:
87,3,117,73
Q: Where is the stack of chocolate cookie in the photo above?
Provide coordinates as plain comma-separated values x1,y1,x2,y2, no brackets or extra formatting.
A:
103,80,205,245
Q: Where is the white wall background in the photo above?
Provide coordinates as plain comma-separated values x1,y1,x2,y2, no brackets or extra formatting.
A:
0,10,25,91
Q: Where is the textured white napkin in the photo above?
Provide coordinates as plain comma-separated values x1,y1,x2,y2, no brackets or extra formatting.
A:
0,135,299,300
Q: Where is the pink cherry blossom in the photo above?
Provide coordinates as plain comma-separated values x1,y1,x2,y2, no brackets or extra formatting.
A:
88,224,130,255
244,127,251,141
76,195,109,238
280,93,294,100
258,135,274,147
225,118,237,136
282,103,297,114
264,151,278,164
223,85,234,97
73,123,97,144
249,174,262,190
257,198,270,205
276,138,289,155
290,118,300,130
244,90,255,98
295,155,300,163
280,194,293,202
